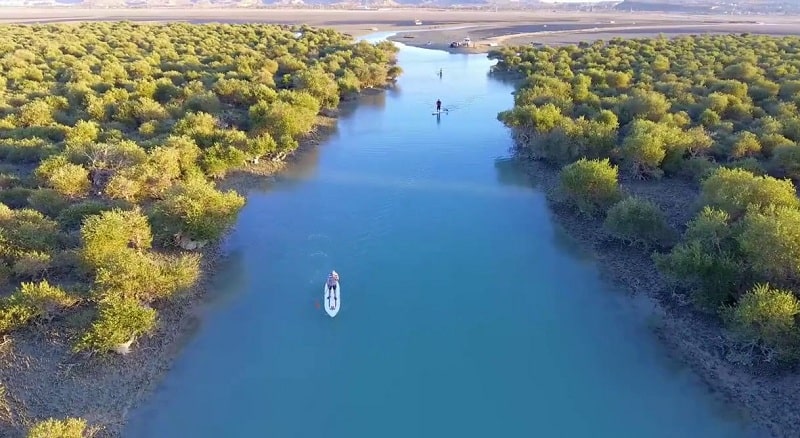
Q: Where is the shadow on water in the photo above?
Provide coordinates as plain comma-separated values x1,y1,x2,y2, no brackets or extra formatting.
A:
358,88,389,109
493,156,596,263
493,156,530,188
272,143,324,187
265,86,397,190
204,247,248,308
487,71,523,88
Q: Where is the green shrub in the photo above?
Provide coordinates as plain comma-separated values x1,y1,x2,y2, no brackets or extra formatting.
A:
152,252,201,297
75,295,156,353
65,140,147,171
760,133,795,157
0,280,77,333
248,98,318,140
724,283,800,361
770,143,800,180
603,196,674,247
699,167,799,218
724,158,765,176
12,251,51,280
104,170,145,202
0,205,61,255
65,120,100,148
27,417,88,438
56,200,120,230
738,206,800,284
79,208,152,268
160,136,202,178
293,68,340,109
93,251,199,302
152,176,245,242
730,131,762,159
27,189,70,218
0,187,33,208
245,133,278,162
653,207,742,311
559,158,621,216
0,172,20,190
199,144,247,179
0,138,56,163
34,155,91,197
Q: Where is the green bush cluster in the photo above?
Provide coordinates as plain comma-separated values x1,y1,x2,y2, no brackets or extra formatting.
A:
494,34,800,181
0,280,78,333
495,34,800,362
559,158,621,216
603,196,674,248
0,22,400,354
656,168,800,359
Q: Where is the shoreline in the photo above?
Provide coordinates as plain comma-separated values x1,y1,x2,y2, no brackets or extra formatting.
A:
512,154,800,437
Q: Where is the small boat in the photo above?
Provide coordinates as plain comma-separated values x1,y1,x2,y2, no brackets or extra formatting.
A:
324,276,340,317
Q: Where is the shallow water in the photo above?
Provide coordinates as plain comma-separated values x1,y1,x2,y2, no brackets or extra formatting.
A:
126,40,757,438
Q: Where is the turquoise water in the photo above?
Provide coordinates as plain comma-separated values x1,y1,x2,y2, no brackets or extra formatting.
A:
126,41,757,438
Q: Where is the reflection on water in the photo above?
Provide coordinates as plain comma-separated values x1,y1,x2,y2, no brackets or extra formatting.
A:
493,157,530,188
358,88,388,109
386,83,402,99
487,71,522,88
204,247,248,308
549,222,596,264
273,144,324,186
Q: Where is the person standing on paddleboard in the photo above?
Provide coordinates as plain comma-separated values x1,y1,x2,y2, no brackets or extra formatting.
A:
436,99,442,112
327,270,339,293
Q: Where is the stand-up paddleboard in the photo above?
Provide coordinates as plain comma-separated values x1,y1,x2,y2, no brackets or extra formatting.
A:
432,109,448,115
324,281,340,317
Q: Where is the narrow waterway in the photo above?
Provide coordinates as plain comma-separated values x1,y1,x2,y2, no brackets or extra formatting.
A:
127,40,756,438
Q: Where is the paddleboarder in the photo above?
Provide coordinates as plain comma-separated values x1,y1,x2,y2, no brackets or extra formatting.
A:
436,99,442,112
326,270,339,293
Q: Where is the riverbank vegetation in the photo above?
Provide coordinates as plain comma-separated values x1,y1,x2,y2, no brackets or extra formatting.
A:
492,34,800,363
0,21,399,435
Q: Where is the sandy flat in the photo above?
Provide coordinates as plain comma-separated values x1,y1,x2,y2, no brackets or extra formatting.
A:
385,14,800,52
3,8,796,53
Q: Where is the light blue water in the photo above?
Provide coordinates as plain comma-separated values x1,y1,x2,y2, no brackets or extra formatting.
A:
126,41,757,438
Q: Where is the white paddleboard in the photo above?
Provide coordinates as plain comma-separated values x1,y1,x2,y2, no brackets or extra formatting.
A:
324,281,340,317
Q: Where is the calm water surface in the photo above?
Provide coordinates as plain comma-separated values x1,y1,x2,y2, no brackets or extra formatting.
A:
127,40,756,438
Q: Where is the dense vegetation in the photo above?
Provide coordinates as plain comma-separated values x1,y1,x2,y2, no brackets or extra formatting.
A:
0,21,399,363
492,34,800,362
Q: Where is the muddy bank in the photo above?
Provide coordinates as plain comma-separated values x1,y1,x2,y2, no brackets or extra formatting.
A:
0,98,356,437
515,152,800,437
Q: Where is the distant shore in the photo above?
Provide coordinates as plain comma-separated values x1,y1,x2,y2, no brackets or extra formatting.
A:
3,8,799,56
389,20,800,54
